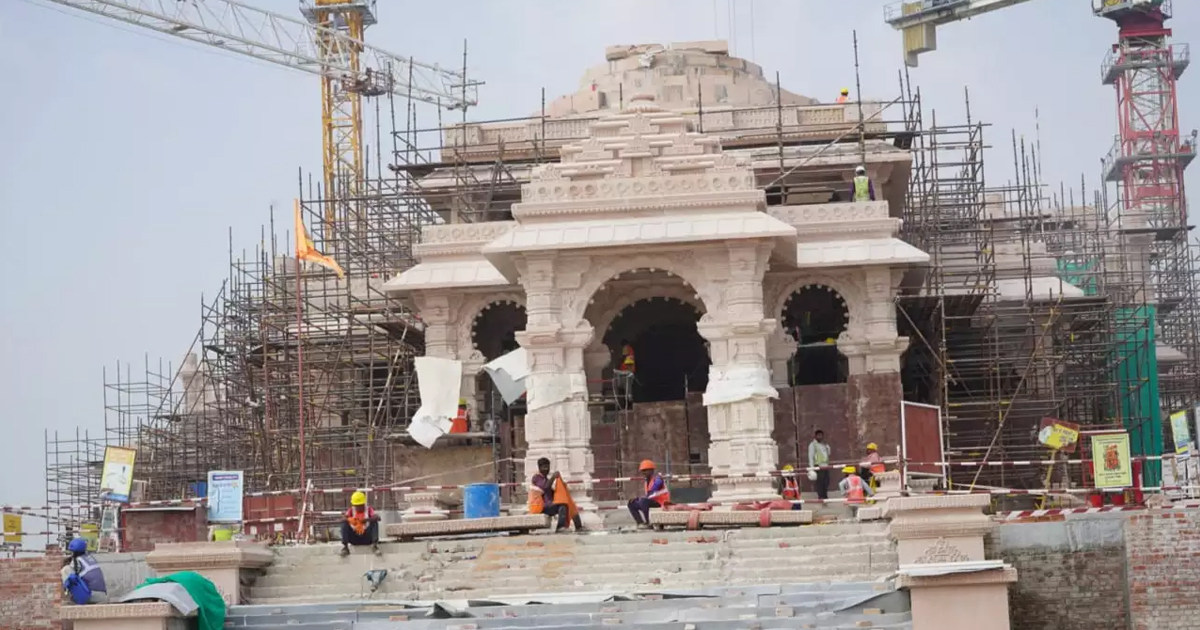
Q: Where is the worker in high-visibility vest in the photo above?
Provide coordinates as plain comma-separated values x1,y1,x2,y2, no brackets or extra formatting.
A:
620,340,636,373
614,340,636,407
859,442,886,488
836,87,850,103
839,465,873,505
851,165,875,202
628,460,669,528
779,464,801,501
451,398,469,434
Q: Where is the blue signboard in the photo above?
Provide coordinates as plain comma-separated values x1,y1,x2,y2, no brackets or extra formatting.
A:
206,471,244,523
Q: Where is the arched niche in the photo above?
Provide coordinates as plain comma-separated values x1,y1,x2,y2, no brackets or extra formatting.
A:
780,284,850,386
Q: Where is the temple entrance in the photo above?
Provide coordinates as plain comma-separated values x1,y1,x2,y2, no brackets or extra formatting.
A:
471,300,526,361
604,297,709,403
781,284,849,386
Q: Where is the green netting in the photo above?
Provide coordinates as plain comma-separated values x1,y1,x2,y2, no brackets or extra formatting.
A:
1056,258,1100,296
1112,305,1162,486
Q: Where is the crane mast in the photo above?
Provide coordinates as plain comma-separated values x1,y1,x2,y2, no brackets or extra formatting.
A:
44,0,479,231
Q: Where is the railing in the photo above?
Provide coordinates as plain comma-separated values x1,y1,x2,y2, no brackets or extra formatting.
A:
1101,42,1190,84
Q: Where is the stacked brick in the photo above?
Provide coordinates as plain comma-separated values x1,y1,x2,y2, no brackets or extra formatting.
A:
1126,511,1200,630
0,555,62,630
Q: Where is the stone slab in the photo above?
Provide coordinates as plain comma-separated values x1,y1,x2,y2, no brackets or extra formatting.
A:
650,510,813,529
61,602,193,630
386,514,550,540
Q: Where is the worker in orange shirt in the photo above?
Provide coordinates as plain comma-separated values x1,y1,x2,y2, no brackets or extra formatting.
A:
836,87,850,103
778,464,801,501
340,491,381,557
859,442,885,488
614,340,636,407
451,398,469,434
627,460,669,528
839,465,873,507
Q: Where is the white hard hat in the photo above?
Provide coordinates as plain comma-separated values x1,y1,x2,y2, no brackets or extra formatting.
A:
855,165,866,174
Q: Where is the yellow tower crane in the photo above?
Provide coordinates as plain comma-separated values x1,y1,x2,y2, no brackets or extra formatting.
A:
46,0,478,231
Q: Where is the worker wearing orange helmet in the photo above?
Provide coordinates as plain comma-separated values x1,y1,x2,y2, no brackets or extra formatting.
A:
627,460,669,528
836,87,850,104
340,490,382,557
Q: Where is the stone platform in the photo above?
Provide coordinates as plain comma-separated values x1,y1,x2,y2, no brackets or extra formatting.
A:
386,514,550,541
650,508,814,529
60,602,193,630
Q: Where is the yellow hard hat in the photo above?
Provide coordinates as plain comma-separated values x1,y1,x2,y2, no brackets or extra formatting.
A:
840,87,849,95
782,464,794,472
867,442,878,451
842,465,857,474
458,398,467,406
351,491,367,506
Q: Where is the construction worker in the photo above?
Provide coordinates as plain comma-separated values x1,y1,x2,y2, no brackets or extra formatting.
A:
778,464,801,501
530,457,584,533
451,398,469,434
807,429,831,500
628,460,669,528
839,465,874,506
340,491,381,557
614,339,636,407
836,87,850,103
61,537,108,604
860,442,886,488
851,165,875,202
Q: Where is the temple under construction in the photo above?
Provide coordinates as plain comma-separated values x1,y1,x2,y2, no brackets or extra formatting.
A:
42,36,1200,539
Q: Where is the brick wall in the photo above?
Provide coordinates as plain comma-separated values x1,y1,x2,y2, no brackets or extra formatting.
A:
122,507,207,552
1126,511,1200,630
0,555,62,630
993,517,1129,630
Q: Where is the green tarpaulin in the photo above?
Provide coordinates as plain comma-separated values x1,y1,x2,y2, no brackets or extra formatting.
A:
139,571,226,630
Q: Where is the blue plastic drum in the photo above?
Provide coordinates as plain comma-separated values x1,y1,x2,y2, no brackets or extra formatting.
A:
463,483,501,519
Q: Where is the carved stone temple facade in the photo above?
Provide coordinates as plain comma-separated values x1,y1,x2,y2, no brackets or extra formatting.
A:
386,85,928,508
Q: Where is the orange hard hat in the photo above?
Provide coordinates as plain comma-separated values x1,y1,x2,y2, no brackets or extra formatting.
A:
638,460,656,471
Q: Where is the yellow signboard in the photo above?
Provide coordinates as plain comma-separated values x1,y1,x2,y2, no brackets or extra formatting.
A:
1039,423,1080,451
2,513,21,544
1170,411,1192,456
100,446,137,503
1091,433,1133,489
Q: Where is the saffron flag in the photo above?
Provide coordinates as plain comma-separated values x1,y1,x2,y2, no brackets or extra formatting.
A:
294,200,345,278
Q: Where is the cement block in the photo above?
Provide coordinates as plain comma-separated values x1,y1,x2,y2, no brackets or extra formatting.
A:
386,514,550,540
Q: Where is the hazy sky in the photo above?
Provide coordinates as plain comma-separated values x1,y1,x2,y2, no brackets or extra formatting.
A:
2,0,1198,526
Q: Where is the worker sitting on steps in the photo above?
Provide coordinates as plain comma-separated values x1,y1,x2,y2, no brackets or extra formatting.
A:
628,460,669,529
530,457,585,533
836,87,850,103
860,442,886,489
340,491,381,557
851,165,875,201
778,464,802,501
61,537,108,605
839,465,874,511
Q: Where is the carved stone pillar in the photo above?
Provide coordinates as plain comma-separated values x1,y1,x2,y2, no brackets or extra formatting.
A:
840,268,907,375
516,255,599,520
583,344,610,397
700,243,780,503
414,291,464,360
765,326,794,389
461,351,486,431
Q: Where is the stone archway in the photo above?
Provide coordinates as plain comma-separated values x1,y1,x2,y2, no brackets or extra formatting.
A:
780,284,850,386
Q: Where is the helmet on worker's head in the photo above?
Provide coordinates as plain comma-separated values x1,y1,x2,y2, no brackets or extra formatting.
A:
842,465,857,474
866,442,878,451
458,398,467,406
840,87,849,95
351,491,367,506
68,538,88,554
638,460,656,472
782,464,794,472
855,165,866,175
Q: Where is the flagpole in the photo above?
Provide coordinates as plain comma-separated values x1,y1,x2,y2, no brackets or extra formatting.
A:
295,202,307,493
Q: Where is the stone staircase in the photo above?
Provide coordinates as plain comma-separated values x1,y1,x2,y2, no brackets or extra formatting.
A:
247,522,897,605
228,582,911,629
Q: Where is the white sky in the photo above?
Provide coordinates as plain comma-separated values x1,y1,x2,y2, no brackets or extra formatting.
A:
1,0,1198,527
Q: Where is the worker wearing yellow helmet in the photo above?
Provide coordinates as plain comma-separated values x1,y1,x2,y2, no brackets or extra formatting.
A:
839,465,873,505
836,87,850,104
340,490,382,557
860,441,886,487
778,464,801,501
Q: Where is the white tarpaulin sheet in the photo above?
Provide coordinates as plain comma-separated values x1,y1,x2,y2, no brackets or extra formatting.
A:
527,373,587,412
702,366,778,406
483,348,530,404
409,357,462,448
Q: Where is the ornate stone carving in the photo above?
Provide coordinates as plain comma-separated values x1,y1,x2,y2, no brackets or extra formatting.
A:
914,538,971,564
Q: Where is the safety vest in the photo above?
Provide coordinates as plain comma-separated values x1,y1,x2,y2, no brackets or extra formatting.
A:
782,477,801,500
75,555,107,594
646,474,669,506
853,175,871,201
620,345,636,372
451,405,468,434
845,475,865,504
836,95,849,103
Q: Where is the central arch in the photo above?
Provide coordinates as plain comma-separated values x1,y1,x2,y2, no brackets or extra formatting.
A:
605,297,709,403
